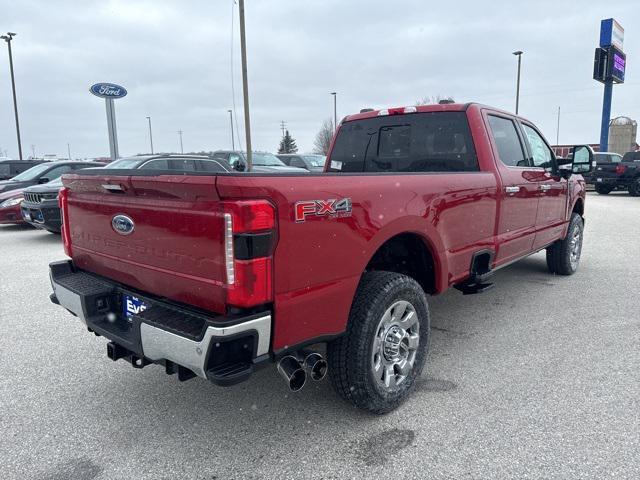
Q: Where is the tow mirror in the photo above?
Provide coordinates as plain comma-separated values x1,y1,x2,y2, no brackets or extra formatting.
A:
571,145,594,175
558,145,594,178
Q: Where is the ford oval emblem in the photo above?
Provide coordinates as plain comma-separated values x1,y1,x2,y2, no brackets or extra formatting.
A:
112,214,135,235
90,83,128,99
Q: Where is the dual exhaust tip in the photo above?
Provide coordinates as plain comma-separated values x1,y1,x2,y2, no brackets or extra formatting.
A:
277,350,327,392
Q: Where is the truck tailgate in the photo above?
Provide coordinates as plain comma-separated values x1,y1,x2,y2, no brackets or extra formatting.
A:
62,173,228,313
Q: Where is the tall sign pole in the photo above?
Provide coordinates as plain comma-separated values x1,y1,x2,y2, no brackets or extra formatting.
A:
90,83,127,160
1,32,23,160
594,19,626,152
238,0,252,170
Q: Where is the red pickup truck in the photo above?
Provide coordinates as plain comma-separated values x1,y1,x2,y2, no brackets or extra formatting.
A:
49,103,593,413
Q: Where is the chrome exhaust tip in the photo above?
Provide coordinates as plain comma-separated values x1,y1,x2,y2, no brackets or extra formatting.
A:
297,350,328,382
277,355,307,392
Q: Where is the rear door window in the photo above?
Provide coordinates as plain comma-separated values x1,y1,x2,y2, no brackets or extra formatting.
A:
328,112,479,173
0,164,10,176
199,159,229,173
169,159,198,171
139,159,169,170
487,115,529,167
43,165,74,180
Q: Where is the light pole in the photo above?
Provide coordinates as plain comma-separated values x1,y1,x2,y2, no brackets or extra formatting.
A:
146,116,154,154
238,0,252,170
67,143,72,160
31,144,35,158
330,92,337,131
177,130,184,154
556,106,561,145
1,32,23,160
512,51,523,115
228,109,235,150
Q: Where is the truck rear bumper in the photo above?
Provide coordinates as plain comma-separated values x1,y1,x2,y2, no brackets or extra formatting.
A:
49,260,271,385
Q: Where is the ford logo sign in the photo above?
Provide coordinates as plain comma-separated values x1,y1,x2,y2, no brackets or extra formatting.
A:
90,83,128,99
112,214,135,235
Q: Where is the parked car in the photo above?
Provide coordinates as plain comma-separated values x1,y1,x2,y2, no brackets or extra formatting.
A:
21,155,229,233
0,159,49,181
0,161,99,194
212,151,308,173
21,178,65,233
102,154,230,173
591,150,640,195
48,102,592,413
276,154,326,172
583,151,623,186
0,188,28,226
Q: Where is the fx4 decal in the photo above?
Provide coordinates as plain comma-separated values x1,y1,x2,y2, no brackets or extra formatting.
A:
295,198,353,222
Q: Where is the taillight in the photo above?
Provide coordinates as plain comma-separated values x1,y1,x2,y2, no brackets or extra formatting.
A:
58,187,72,257
222,200,276,308
615,164,627,174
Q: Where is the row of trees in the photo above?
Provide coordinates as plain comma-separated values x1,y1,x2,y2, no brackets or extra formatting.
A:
279,95,455,156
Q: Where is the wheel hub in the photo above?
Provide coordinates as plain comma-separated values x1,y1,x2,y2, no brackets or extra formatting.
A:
383,326,409,362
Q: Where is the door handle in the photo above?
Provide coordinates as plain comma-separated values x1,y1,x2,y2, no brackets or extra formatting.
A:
539,184,551,192
505,186,520,194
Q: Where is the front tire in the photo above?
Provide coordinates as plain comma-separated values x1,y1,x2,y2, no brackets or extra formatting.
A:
328,271,430,414
628,178,640,197
546,213,584,275
594,184,613,195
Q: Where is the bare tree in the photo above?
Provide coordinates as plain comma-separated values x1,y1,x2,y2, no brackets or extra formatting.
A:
313,118,334,155
416,95,455,106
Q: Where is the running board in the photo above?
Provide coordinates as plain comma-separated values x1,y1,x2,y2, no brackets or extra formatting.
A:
454,282,494,295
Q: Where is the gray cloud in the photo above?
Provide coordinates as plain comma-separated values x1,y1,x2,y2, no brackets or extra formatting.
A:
0,0,637,159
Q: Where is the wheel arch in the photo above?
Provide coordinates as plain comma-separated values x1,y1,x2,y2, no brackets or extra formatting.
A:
362,231,442,295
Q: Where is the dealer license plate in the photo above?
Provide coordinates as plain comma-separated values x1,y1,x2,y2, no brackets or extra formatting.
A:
122,294,148,320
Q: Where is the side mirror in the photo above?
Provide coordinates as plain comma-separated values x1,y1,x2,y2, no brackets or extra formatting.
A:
571,145,594,175
38,177,50,184
233,161,246,172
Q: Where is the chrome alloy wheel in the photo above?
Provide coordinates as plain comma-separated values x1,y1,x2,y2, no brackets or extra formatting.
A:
569,222,583,270
371,300,420,391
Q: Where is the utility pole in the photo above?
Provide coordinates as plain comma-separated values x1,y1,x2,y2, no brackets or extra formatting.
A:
512,51,523,115
280,120,287,137
177,130,184,154
67,143,72,160
228,109,235,150
238,0,252,170
556,107,561,145
1,33,23,160
330,92,337,131
31,144,35,158
146,116,154,154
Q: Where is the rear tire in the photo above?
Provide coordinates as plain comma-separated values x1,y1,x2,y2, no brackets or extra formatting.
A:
628,178,640,197
594,184,612,195
328,271,430,414
546,213,584,275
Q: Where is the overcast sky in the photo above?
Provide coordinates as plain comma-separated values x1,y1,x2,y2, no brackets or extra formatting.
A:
0,0,638,159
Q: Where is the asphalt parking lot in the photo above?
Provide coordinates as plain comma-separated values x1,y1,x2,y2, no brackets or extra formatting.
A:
1,192,639,480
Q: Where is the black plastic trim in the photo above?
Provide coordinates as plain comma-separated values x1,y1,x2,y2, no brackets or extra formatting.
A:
272,333,345,360
233,232,274,260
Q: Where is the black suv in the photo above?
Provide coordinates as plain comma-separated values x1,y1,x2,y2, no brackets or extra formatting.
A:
0,161,98,193
0,159,49,181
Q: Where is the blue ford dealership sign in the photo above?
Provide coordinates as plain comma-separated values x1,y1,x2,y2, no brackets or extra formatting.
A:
90,83,127,99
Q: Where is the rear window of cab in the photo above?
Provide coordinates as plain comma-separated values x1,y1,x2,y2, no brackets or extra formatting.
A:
328,112,479,173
